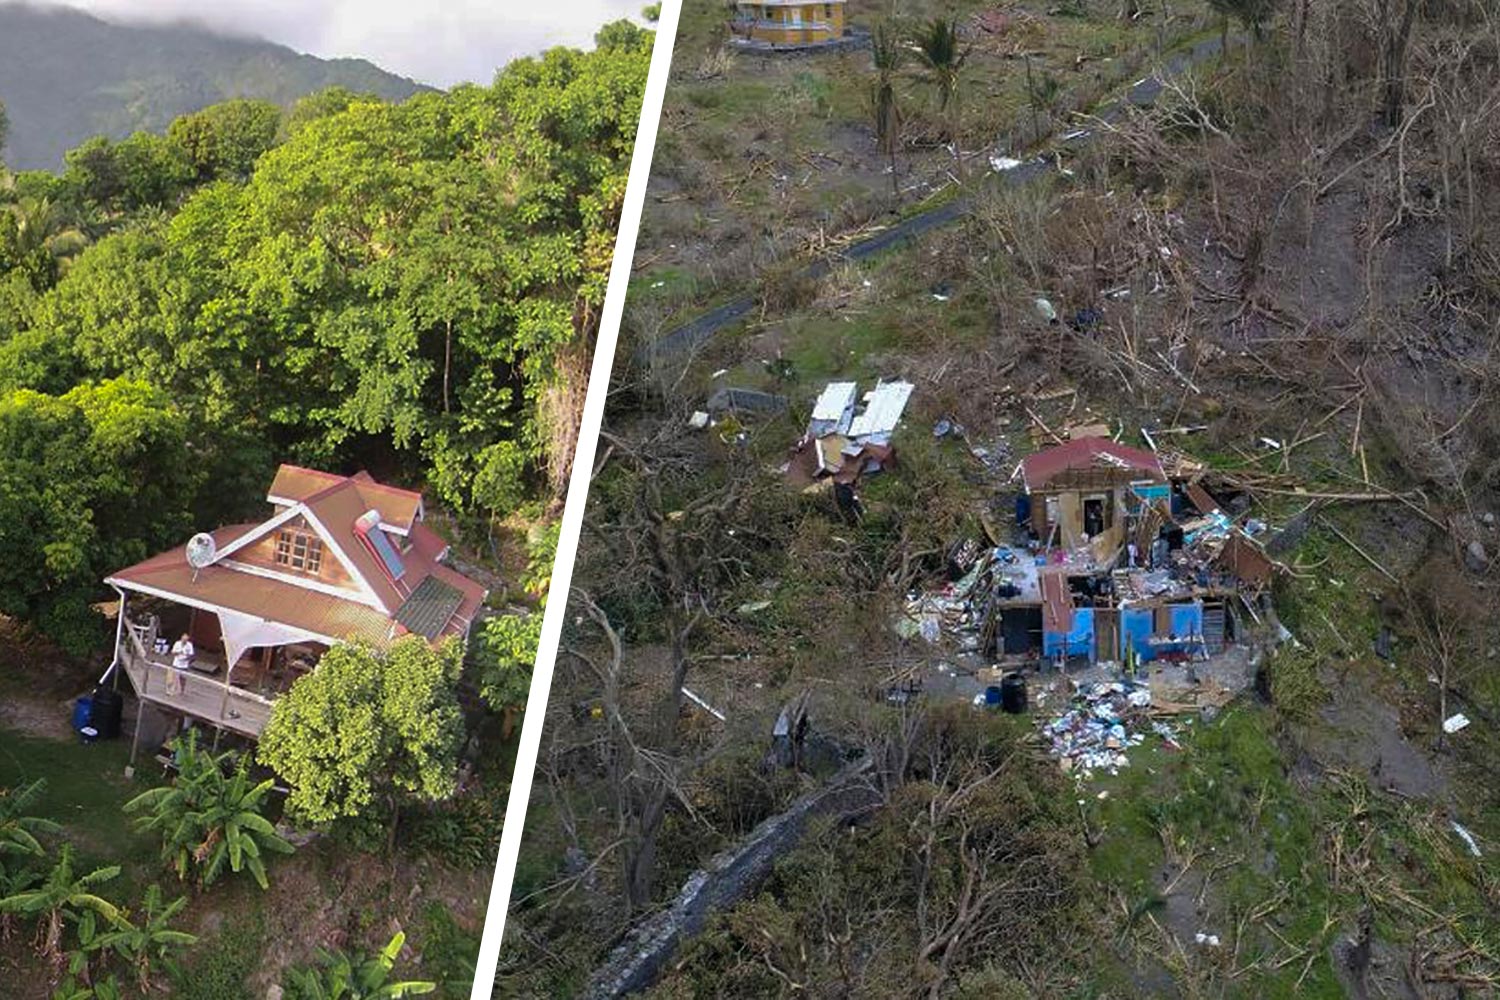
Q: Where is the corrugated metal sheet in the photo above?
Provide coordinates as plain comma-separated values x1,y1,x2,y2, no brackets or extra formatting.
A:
847,380,913,439
809,381,858,436
269,464,422,531
1021,437,1165,491
109,469,488,648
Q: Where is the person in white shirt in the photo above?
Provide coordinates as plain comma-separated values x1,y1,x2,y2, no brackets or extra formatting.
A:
170,634,195,671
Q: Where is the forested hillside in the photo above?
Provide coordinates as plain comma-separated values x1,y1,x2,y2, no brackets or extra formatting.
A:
0,2,425,171
0,20,653,655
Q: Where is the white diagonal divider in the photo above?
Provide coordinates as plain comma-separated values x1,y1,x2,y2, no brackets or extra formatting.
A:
469,3,684,994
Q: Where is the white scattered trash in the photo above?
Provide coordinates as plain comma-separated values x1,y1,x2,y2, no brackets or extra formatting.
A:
1035,297,1058,323
1452,821,1482,857
687,411,710,429
710,368,730,379
990,155,1024,172
1194,932,1222,948
1443,713,1471,734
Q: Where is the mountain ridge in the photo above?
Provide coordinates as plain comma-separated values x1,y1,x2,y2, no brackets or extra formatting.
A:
0,2,430,171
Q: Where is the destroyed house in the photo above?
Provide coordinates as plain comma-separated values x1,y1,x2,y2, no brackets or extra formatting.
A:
104,465,487,740
980,437,1276,665
1018,437,1167,566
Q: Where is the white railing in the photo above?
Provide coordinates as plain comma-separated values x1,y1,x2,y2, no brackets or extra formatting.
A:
120,628,276,737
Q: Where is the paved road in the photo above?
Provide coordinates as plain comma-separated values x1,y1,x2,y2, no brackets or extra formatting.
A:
646,33,1228,361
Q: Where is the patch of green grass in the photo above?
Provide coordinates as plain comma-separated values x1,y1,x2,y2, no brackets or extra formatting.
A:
0,730,158,886
1083,706,1343,995
169,912,266,1000
417,902,479,998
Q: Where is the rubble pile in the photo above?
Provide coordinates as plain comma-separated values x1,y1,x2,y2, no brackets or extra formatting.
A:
1042,680,1179,778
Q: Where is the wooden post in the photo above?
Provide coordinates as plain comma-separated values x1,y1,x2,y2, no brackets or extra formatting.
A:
127,697,144,774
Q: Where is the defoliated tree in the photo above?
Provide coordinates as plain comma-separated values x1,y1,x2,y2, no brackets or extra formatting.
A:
913,18,971,179
1207,0,1276,56
870,21,906,204
258,637,465,849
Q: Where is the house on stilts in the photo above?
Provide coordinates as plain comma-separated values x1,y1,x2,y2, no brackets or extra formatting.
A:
102,465,486,757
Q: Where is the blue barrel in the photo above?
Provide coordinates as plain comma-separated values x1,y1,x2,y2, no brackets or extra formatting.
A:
984,685,1002,707
72,696,93,732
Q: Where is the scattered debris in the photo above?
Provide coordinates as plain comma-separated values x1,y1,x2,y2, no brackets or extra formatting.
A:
1452,821,1482,857
785,379,913,490
706,386,788,415
1442,713,1471,735
1042,680,1176,778
687,411,710,430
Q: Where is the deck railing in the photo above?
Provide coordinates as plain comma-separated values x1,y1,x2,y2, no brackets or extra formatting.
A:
119,627,276,738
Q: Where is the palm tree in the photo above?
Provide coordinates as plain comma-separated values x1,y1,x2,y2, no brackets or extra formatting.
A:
283,932,437,999
96,885,199,994
912,18,971,179
0,844,122,969
0,779,61,859
124,732,294,890
8,195,88,262
870,21,905,204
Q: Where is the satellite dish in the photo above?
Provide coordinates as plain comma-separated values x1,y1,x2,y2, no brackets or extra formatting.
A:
185,533,217,569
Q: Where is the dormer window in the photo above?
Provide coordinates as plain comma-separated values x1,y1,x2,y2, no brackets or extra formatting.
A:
275,529,324,575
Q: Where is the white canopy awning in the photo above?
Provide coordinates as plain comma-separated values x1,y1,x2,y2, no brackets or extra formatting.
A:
215,609,326,673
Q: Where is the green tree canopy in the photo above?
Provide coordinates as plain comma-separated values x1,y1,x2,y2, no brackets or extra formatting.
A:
0,378,195,652
166,98,281,181
258,637,465,837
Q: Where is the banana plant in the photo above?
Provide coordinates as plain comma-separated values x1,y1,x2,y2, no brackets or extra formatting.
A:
96,884,199,993
124,732,294,889
0,844,121,969
283,931,437,999
51,974,122,1000
0,778,62,858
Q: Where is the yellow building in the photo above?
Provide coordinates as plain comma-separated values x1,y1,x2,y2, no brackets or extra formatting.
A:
733,0,846,47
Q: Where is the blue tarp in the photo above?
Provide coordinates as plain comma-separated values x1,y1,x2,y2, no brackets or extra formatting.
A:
1044,606,1094,658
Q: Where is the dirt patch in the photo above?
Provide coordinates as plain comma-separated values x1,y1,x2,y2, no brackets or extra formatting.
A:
1302,665,1449,802
0,693,79,742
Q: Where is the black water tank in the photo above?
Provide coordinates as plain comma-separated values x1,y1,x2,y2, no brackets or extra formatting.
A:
1000,672,1028,714
89,687,123,740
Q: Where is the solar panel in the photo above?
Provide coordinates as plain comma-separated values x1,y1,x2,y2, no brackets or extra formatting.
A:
355,510,406,581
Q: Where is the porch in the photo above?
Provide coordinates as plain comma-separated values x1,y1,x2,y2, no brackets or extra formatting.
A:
113,598,325,740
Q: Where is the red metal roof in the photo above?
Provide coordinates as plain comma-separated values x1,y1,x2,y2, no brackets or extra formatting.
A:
1021,437,1165,491
1040,569,1074,635
107,469,486,646
269,464,422,532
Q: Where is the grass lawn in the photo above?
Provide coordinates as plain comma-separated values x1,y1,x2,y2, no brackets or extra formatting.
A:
0,685,498,999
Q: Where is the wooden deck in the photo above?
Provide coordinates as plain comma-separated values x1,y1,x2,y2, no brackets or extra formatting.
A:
119,630,276,738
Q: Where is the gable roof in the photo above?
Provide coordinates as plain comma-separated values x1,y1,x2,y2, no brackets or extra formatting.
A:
268,464,423,534
107,468,486,648
1020,437,1165,491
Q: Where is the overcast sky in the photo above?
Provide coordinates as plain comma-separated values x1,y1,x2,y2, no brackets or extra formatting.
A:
37,0,645,87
